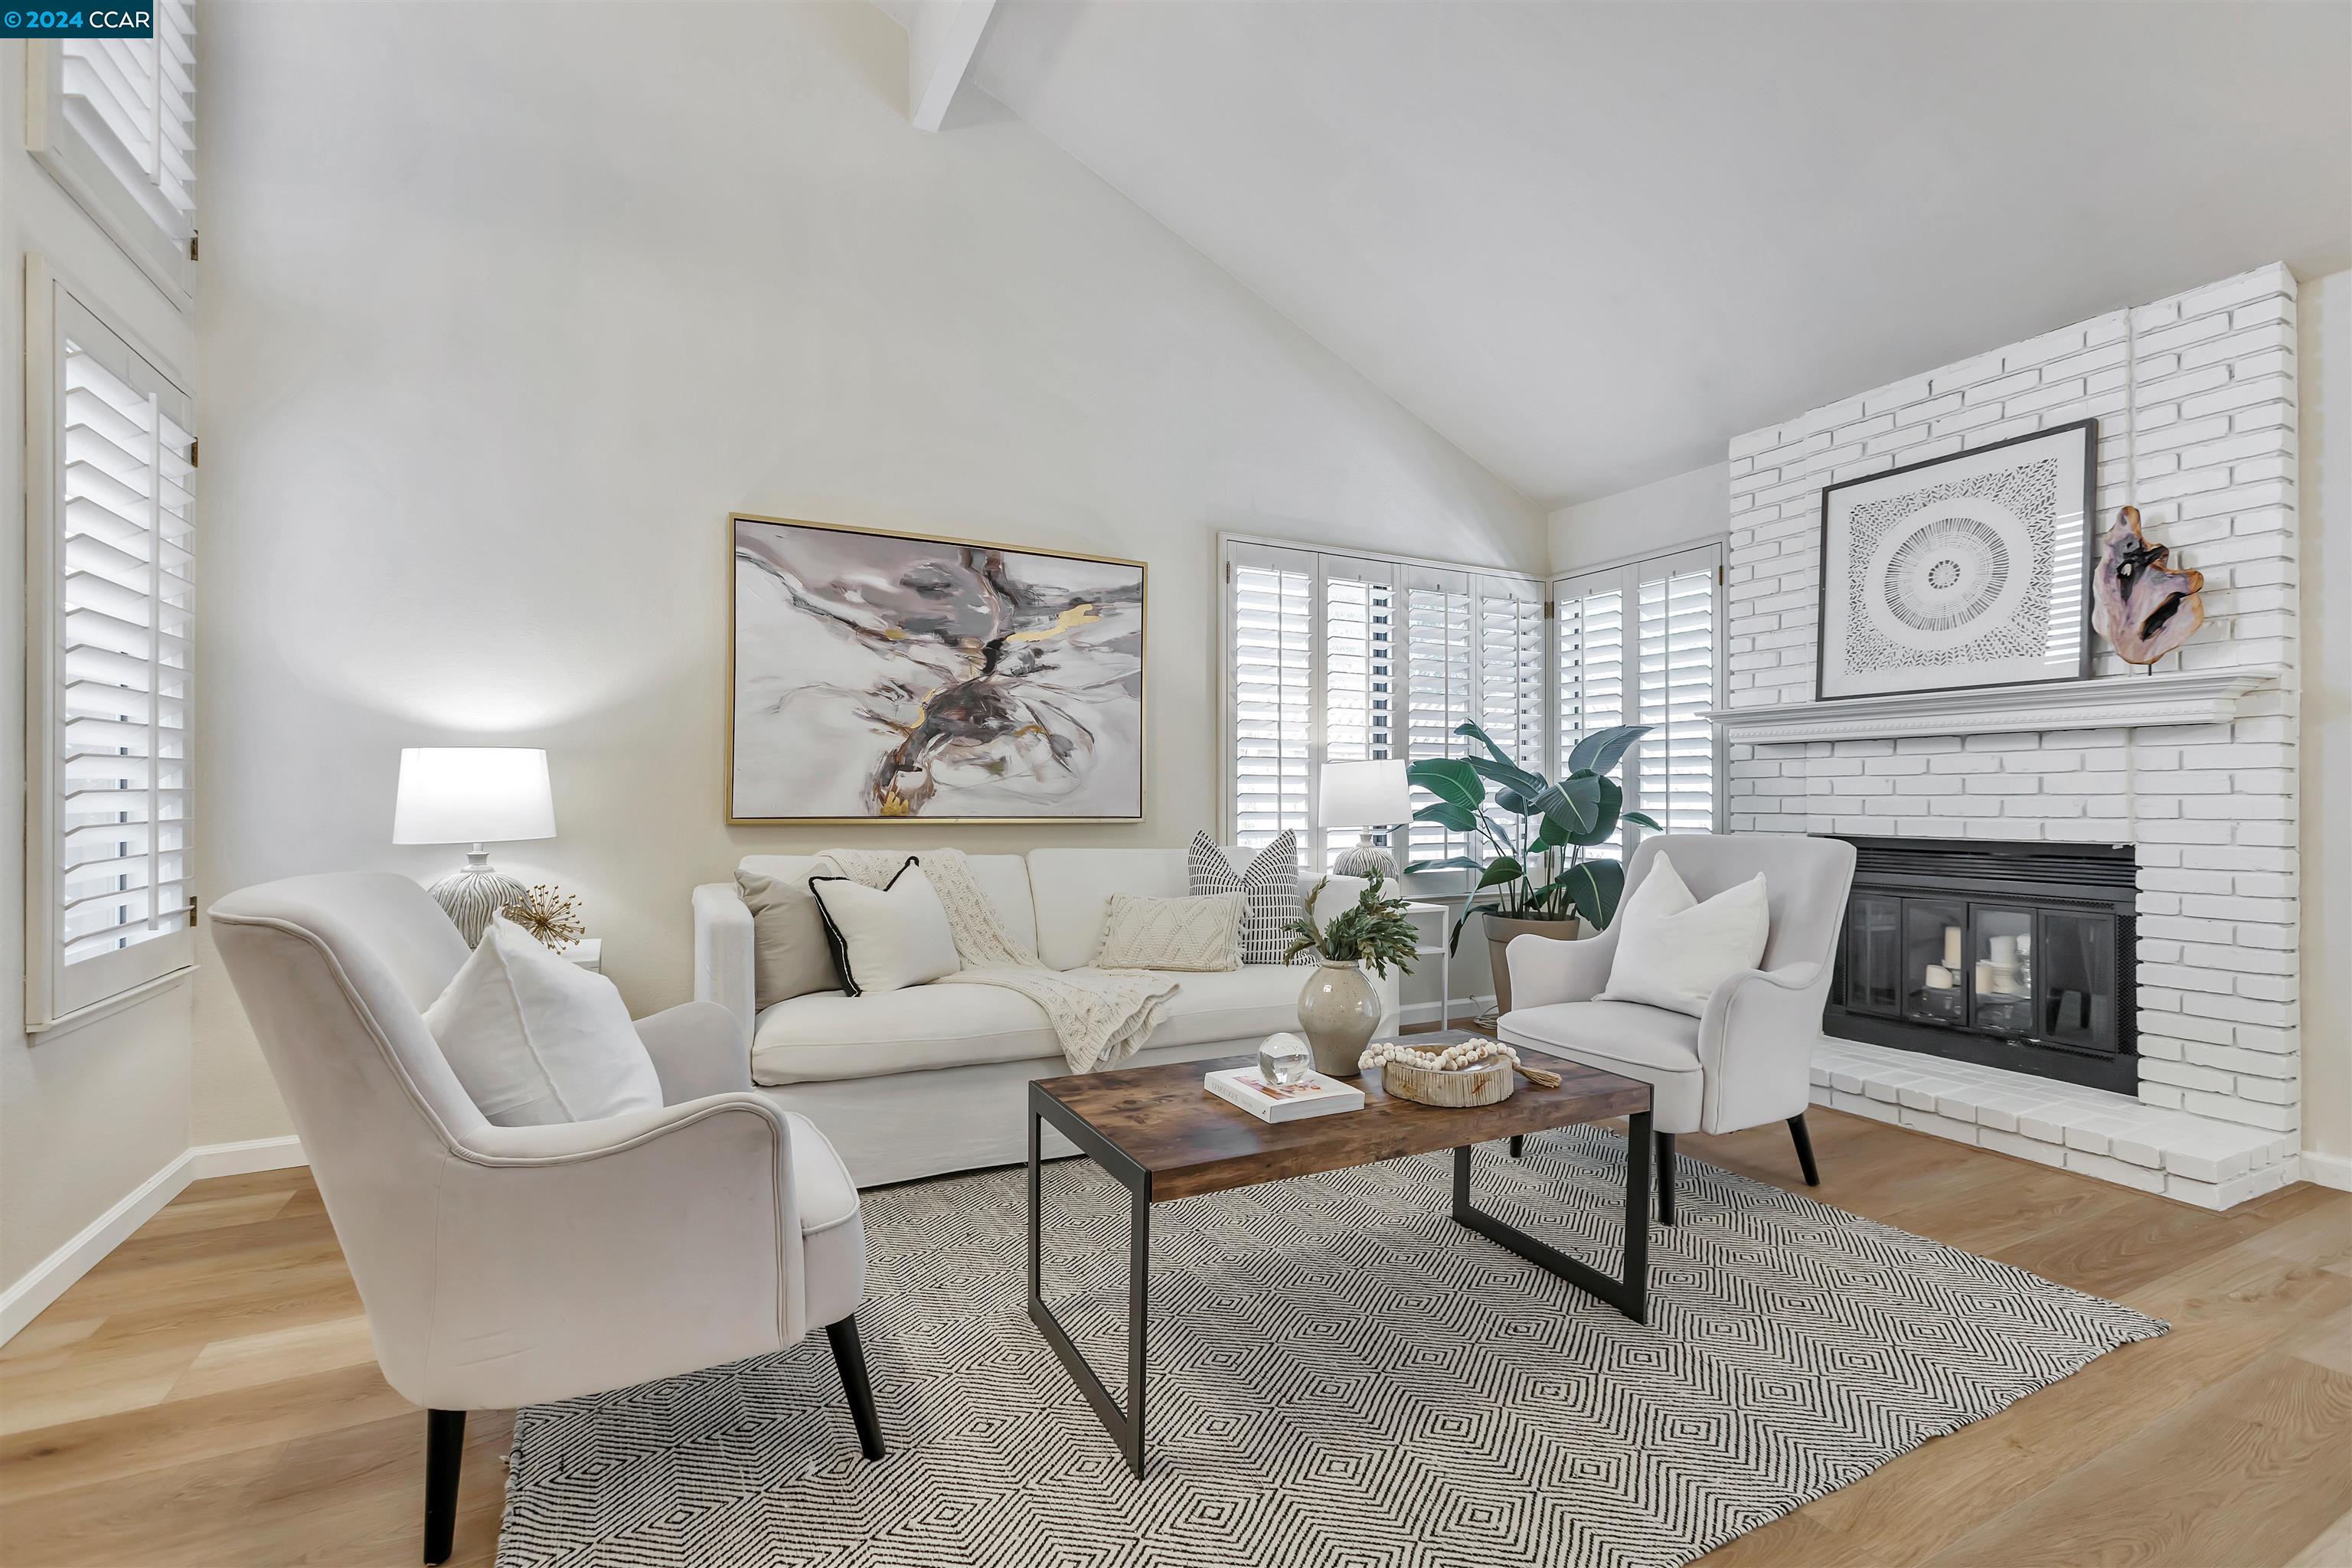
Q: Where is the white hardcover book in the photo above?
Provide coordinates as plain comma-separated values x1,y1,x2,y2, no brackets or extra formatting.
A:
1204,1067,1366,1124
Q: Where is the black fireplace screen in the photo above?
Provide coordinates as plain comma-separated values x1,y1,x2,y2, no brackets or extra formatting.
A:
1825,836,2136,1095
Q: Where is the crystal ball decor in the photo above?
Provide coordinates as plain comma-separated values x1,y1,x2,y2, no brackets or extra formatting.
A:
1257,1031,1313,1087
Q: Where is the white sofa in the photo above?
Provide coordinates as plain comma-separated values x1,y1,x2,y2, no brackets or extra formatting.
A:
694,848,1398,1186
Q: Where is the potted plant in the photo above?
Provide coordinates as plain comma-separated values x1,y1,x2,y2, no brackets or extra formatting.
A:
1284,871,1418,1076
1404,720,1654,1018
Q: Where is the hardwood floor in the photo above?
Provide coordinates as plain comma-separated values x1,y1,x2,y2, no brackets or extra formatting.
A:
2,1109,2346,1566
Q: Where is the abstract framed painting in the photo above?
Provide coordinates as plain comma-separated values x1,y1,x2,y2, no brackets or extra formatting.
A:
729,515,1146,823
1815,419,2097,701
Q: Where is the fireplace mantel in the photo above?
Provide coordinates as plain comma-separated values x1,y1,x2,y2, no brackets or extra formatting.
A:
1707,666,2284,746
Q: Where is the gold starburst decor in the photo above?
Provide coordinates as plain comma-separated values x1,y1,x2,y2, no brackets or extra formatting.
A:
500,884,585,952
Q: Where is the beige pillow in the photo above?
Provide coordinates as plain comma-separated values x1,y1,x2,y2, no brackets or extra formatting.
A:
1093,893,1246,972
737,868,838,1008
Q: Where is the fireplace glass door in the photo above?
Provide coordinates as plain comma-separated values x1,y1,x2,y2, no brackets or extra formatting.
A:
1844,893,1902,1016
1902,901,1967,1027
2039,909,2118,1054
1968,906,2035,1038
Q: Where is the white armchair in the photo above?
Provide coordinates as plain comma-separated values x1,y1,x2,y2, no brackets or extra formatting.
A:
211,873,880,1566
1498,832,1857,1217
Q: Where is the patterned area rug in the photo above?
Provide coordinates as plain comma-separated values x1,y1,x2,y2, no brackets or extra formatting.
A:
498,1127,2164,1567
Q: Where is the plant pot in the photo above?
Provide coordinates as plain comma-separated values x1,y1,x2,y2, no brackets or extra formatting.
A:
1485,913,1582,1021
1297,960,1381,1078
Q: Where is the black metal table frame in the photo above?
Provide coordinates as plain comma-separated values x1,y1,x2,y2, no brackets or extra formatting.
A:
1024,1082,1654,1479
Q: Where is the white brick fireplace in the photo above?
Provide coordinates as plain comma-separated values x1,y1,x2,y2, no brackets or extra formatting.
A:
1718,264,2303,1210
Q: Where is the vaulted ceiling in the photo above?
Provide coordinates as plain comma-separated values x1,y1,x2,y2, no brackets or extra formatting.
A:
920,1,2350,506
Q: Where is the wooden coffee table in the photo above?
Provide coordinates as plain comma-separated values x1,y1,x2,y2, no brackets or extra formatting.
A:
1025,1034,1653,1477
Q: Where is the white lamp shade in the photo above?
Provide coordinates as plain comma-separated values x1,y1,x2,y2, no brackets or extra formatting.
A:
1318,758,1410,829
393,748,557,845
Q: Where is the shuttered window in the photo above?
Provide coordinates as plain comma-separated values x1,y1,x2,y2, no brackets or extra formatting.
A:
1553,544,1721,844
1221,537,1544,887
25,263,198,1029
29,11,198,308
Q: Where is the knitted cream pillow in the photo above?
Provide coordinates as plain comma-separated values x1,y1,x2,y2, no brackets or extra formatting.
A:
1092,893,1247,972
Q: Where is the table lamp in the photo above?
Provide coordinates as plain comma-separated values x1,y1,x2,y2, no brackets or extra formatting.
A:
1318,758,1410,880
393,746,557,945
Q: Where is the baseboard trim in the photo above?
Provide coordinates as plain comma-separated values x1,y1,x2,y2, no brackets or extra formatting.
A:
2300,1149,2352,1192
0,1135,309,1344
188,1135,307,1181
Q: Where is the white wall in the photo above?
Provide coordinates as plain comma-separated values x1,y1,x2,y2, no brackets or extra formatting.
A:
1547,462,1727,575
2299,269,2350,1171
189,0,1542,1143
0,46,198,1305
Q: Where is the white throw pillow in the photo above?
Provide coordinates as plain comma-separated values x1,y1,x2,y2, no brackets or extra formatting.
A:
1598,852,1770,1018
424,915,665,1126
1093,893,1246,972
808,857,960,996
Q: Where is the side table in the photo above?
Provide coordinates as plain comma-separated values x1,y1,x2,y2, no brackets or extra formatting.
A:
1400,901,1452,1029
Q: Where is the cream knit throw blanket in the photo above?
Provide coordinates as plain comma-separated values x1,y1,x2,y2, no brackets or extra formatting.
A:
815,848,1176,1074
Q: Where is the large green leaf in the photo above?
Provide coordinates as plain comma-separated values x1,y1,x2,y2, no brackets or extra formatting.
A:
1537,773,1606,837
1622,811,1662,831
1407,756,1484,814
1475,855,1524,890
1464,753,1545,803
1453,720,1521,772
1404,854,1485,874
1530,812,1569,853
1565,775,1624,847
1412,800,1478,834
1567,724,1651,779
1561,859,1628,929
1448,900,1501,954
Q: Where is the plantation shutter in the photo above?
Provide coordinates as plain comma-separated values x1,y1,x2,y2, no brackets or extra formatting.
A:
27,268,198,1028
1224,541,1314,858
1635,547,1721,833
1552,543,1721,848
1476,574,1547,770
1403,565,1475,871
59,8,198,241
1222,538,1544,892
1319,556,1400,871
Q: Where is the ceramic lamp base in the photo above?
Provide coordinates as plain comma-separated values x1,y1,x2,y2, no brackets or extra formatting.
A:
1331,841,1397,880
426,851,525,947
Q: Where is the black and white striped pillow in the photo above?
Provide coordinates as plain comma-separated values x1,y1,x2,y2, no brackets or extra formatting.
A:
1187,830,1305,966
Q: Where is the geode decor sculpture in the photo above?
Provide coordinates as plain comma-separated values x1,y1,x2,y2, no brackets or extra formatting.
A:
2092,505,2205,668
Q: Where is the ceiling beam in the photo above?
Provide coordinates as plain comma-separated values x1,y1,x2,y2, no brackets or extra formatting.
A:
906,0,998,132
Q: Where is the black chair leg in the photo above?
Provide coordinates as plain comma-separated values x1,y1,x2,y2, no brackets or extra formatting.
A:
423,1408,465,1566
1788,1112,1821,1187
1655,1132,1676,1225
1508,1135,1525,1159
826,1314,886,1460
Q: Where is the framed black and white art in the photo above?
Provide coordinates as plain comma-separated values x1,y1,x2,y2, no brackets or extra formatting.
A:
1815,419,2097,701
729,515,1146,823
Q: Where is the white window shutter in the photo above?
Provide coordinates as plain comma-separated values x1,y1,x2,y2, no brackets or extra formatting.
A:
1403,566,1474,871
26,262,198,1029
1475,573,1546,770
1635,550,1721,833
1319,558,1399,871
30,12,199,309
1224,542,1314,858
1553,544,1721,848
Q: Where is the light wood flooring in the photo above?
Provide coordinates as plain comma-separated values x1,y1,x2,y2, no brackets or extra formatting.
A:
2,1108,2347,1567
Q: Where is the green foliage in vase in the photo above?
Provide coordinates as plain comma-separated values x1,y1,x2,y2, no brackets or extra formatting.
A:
1283,872,1419,978
1404,720,1656,949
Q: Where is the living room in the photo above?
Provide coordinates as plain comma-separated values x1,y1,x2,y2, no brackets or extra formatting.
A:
2,2,2347,1564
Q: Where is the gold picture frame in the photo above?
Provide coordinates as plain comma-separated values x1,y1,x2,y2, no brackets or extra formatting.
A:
727,514,1148,825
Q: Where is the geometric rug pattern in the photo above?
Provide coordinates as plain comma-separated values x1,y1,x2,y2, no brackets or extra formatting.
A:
498,1126,2166,1567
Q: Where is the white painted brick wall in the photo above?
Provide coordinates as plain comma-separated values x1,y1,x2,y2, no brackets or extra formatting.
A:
1724,263,2302,1163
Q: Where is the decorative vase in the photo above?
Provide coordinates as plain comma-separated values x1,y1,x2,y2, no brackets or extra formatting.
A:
1297,960,1381,1077
1484,913,1582,1023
